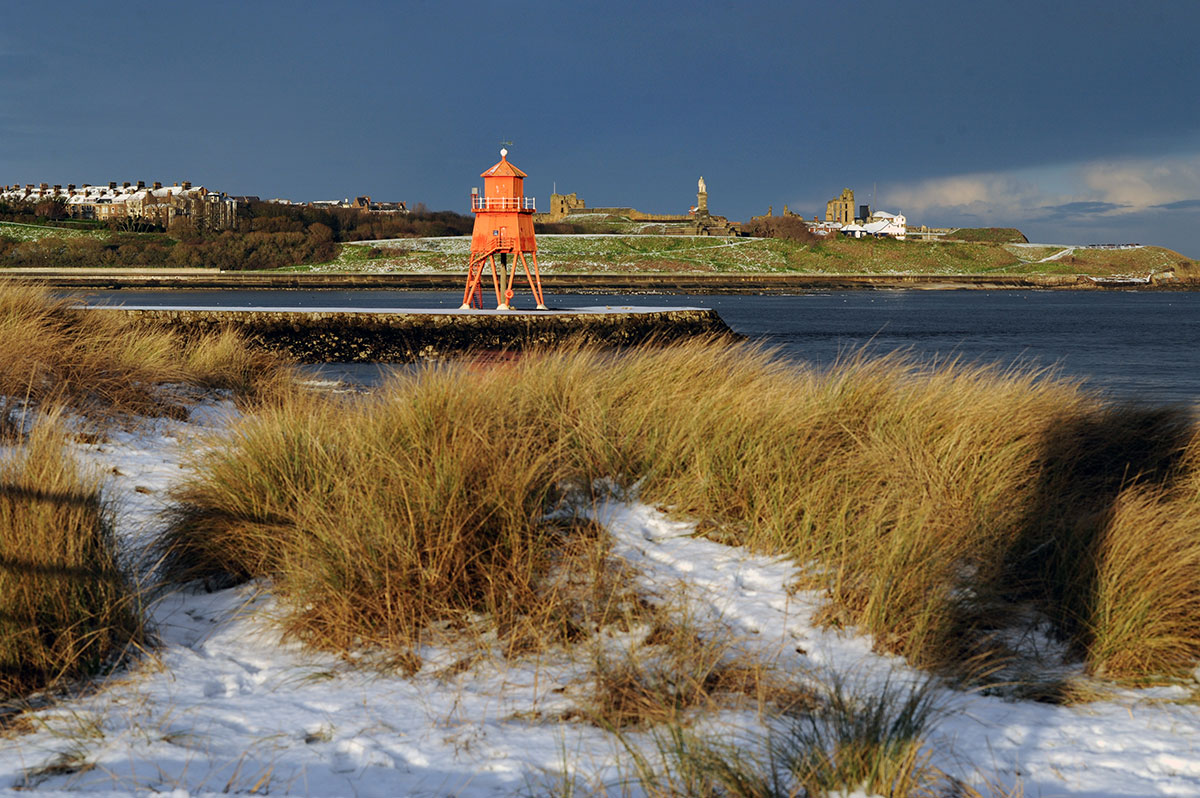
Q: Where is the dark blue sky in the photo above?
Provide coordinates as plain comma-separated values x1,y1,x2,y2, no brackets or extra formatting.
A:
3,0,1198,254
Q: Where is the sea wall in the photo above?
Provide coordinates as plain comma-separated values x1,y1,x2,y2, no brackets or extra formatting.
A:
100,307,733,362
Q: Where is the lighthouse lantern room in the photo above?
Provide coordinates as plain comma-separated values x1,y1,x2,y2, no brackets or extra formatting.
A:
462,148,547,310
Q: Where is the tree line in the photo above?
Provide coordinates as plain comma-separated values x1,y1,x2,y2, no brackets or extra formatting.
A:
0,199,475,270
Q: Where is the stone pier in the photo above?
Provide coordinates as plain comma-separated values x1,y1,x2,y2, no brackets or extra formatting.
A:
97,306,733,362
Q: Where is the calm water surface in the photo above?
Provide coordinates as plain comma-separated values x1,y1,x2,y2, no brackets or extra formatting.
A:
77,289,1200,404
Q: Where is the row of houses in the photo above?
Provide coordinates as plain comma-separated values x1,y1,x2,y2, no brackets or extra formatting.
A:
262,196,408,213
0,181,238,230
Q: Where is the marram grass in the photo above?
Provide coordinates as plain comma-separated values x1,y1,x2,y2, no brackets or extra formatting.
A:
0,281,293,415
0,411,144,699
159,339,1200,682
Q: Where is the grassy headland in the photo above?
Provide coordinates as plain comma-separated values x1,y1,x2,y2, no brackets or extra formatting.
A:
159,340,1200,684
321,234,1196,280
6,210,1195,280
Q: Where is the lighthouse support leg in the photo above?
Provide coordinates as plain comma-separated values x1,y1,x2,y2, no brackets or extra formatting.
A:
488,255,504,308
461,255,486,309
506,255,523,304
516,252,546,310
529,252,548,309
497,253,513,310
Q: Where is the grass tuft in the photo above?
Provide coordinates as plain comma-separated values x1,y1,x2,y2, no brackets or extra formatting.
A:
0,410,144,700
601,677,948,798
584,610,817,729
157,370,565,657
780,676,941,797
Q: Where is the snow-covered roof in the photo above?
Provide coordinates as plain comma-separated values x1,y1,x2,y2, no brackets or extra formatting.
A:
0,183,215,202
861,219,899,234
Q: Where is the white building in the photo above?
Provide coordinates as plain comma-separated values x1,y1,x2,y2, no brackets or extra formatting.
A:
840,210,906,240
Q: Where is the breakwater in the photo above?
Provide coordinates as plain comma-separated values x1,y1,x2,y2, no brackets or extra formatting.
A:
97,306,733,362
9,268,1197,292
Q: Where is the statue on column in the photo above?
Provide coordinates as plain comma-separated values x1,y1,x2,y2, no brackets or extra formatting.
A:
698,176,706,194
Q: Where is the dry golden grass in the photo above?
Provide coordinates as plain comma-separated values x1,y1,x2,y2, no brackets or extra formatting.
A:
0,410,144,700
157,371,565,659
0,282,293,416
781,677,943,798
596,677,951,798
1084,484,1200,678
584,611,818,730
158,338,1200,682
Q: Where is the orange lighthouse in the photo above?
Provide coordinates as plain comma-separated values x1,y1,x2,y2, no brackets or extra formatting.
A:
461,148,547,310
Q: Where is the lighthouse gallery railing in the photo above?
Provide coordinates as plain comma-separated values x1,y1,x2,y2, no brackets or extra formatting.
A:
471,196,536,211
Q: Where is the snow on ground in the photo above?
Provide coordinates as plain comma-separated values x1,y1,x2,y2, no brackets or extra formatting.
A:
0,403,1198,796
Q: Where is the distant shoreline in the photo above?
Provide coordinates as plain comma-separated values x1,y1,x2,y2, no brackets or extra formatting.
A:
3,269,1196,292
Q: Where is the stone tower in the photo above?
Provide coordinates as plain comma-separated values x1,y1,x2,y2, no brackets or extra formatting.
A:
825,188,855,225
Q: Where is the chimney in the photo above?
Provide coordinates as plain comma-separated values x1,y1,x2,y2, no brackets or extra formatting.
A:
40,182,48,190
82,183,90,189
109,181,117,190
25,184,33,192
182,181,192,190
136,180,145,189
122,182,130,189
153,181,161,190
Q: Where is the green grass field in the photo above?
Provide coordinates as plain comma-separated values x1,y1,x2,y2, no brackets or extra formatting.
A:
7,218,1192,279
313,235,1196,278
0,220,109,242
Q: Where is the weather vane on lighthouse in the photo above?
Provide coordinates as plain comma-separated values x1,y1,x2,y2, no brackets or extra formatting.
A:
461,147,547,311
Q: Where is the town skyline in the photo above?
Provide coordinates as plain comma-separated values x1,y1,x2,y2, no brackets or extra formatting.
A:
2,1,1198,255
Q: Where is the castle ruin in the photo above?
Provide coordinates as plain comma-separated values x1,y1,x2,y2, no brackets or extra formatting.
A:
536,176,736,236
825,188,855,226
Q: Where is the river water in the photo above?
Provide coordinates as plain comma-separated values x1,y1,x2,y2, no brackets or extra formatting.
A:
77,289,1200,405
